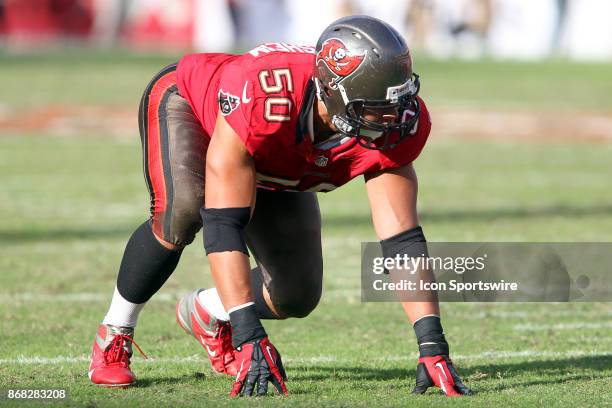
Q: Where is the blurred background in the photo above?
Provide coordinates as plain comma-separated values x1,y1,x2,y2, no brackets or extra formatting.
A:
1,1,611,405
1,0,612,60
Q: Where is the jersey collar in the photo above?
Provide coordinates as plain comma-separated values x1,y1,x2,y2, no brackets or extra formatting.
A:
307,101,315,143
295,79,316,145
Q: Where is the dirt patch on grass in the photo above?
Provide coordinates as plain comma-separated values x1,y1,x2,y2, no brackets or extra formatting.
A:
0,105,135,138
434,107,612,142
1,104,611,142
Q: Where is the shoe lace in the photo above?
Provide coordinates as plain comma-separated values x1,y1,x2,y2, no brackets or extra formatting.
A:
104,334,148,366
217,322,234,356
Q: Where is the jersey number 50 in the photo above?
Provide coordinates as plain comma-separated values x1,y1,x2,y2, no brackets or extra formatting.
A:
258,69,293,122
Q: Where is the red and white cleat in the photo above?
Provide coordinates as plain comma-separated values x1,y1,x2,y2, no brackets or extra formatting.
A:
88,324,147,388
176,289,238,376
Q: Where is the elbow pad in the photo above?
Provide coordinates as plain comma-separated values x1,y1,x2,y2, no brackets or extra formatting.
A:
201,207,250,255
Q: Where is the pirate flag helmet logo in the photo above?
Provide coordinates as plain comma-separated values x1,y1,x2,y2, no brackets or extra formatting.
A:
316,38,366,89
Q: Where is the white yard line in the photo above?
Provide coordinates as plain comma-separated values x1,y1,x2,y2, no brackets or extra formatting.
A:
2,291,611,311
1,350,610,365
513,322,612,331
0,292,180,302
455,310,612,319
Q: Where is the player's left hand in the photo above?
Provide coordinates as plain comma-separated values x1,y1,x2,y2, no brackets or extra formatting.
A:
412,355,472,397
230,337,288,397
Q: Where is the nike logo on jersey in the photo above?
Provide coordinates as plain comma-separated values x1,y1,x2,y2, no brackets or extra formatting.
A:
242,82,251,103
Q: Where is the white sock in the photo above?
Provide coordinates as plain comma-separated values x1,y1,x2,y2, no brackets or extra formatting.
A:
102,286,146,328
198,288,230,321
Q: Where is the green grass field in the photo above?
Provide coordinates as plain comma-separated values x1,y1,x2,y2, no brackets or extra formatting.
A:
1,53,611,407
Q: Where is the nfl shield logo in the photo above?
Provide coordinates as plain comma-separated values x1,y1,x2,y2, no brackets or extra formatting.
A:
315,156,329,167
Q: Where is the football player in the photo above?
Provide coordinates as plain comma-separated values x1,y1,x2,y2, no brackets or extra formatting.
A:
89,15,471,397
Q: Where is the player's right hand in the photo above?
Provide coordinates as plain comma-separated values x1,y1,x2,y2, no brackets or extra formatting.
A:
230,337,288,397
412,355,472,397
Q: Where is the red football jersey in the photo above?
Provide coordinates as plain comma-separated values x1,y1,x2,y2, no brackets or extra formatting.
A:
176,43,431,192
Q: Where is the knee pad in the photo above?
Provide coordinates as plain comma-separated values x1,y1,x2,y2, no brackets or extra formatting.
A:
152,195,202,247
271,270,322,318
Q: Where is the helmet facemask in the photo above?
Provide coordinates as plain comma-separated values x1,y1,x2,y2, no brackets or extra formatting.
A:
337,73,421,150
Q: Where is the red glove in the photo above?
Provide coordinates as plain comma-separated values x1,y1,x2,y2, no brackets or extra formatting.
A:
230,337,288,397
412,355,472,397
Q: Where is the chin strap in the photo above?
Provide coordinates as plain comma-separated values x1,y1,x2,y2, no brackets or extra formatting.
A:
314,133,352,150
313,77,324,102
